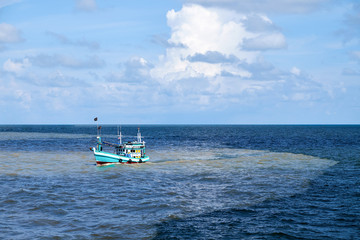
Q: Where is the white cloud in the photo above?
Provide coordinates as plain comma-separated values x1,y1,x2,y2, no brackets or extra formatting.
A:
0,23,22,43
146,4,332,110
166,5,252,55
3,58,30,74
76,0,97,11
151,5,285,84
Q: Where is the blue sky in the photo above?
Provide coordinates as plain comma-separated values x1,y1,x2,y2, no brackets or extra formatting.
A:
0,0,359,124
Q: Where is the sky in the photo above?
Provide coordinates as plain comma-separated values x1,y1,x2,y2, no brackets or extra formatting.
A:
0,0,359,124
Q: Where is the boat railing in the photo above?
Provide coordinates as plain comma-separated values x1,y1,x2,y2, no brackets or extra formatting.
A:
102,140,121,147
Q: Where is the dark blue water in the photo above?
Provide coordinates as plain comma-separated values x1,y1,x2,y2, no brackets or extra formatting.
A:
0,125,359,239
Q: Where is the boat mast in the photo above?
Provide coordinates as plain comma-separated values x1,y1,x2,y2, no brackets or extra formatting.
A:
137,127,142,143
94,117,102,150
94,117,100,137
118,126,122,145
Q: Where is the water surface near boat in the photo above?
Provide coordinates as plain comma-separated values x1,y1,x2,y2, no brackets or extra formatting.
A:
0,125,359,239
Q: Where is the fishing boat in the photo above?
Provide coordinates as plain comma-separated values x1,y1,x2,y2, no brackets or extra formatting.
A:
92,122,149,165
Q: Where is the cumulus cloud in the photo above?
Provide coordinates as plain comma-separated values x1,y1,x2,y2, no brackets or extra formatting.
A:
186,0,328,14
150,4,285,84
146,4,330,109
0,23,23,43
75,0,97,11
30,54,105,69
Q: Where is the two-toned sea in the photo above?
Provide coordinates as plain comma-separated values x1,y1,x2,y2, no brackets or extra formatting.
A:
0,125,359,239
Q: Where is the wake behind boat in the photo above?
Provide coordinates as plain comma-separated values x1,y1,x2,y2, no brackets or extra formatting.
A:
91,120,149,165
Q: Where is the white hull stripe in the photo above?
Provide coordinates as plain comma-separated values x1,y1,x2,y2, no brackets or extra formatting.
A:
94,149,149,162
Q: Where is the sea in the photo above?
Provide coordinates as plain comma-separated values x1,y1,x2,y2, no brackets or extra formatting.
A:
0,125,359,239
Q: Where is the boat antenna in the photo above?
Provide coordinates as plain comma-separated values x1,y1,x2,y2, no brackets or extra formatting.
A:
118,125,122,145
137,127,142,142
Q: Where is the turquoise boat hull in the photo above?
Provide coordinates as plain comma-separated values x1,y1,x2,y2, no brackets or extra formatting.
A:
93,148,149,164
